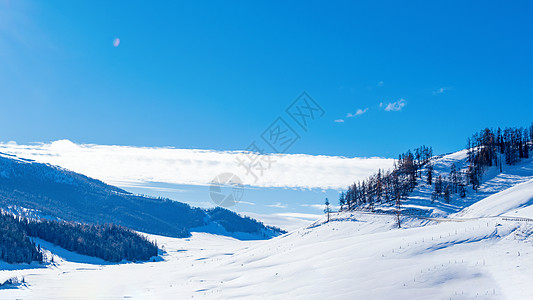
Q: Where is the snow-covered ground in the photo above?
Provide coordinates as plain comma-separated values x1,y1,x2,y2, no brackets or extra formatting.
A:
2,152,533,299
2,212,533,299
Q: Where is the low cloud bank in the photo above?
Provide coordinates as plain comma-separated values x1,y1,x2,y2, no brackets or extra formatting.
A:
0,140,394,190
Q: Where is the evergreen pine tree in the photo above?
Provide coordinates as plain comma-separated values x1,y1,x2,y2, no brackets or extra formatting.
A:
427,163,434,185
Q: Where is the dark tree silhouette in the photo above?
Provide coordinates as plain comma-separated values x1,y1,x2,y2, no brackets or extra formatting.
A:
324,198,331,222
0,212,43,264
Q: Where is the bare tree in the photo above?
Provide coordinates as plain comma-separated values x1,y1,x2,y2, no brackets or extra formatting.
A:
324,198,331,223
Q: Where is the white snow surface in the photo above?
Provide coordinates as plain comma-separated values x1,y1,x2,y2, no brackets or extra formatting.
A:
456,179,533,219
2,213,533,299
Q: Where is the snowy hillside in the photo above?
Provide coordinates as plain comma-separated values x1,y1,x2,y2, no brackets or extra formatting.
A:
456,178,533,219
0,152,284,239
379,150,533,218
2,150,533,298
3,210,533,299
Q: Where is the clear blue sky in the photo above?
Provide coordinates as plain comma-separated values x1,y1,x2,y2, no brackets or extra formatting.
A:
1,0,532,158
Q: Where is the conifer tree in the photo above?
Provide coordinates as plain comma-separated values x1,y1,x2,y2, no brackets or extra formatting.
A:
427,163,434,185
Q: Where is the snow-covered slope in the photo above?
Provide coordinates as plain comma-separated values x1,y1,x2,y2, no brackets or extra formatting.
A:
389,151,533,217
3,212,533,299
456,179,533,219
2,150,533,298
0,152,283,239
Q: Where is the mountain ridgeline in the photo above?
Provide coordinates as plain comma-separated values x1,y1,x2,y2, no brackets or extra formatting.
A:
339,123,533,212
0,153,284,239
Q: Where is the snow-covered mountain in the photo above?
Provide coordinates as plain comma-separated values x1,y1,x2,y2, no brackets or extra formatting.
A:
0,152,284,240
2,149,533,299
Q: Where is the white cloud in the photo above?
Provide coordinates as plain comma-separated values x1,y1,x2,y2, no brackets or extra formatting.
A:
301,204,340,211
301,204,325,210
266,202,288,209
334,119,345,123
346,108,368,118
275,212,322,220
239,201,256,206
355,108,368,116
0,140,394,190
382,99,406,111
433,87,451,95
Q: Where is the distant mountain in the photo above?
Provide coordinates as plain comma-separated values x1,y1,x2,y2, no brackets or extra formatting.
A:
0,153,284,239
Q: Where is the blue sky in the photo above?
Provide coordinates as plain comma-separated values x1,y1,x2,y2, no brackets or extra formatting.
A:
1,1,533,157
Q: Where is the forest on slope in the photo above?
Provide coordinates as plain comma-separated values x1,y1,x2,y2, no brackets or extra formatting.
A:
0,154,284,238
0,211,158,264
339,124,533,215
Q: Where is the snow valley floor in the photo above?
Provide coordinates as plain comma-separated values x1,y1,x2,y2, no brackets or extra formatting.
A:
2,211,533,299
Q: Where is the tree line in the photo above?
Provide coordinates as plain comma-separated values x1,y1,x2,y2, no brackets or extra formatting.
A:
339,146,433,211
339,123,533,213
22,219,159,262
0,212,43,264
0,211,159,264
431,124,533,201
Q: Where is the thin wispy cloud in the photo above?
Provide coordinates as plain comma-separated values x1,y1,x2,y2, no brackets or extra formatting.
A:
433,87,451,95
267,202,288,209
380,99,406,111
339,107,369,122
0,140,395,190
356,108,368,115
346,108,369,118
377,81,384,87
301,204,340,211
355,108,368,116
275,212,323,220
239,201,256,206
